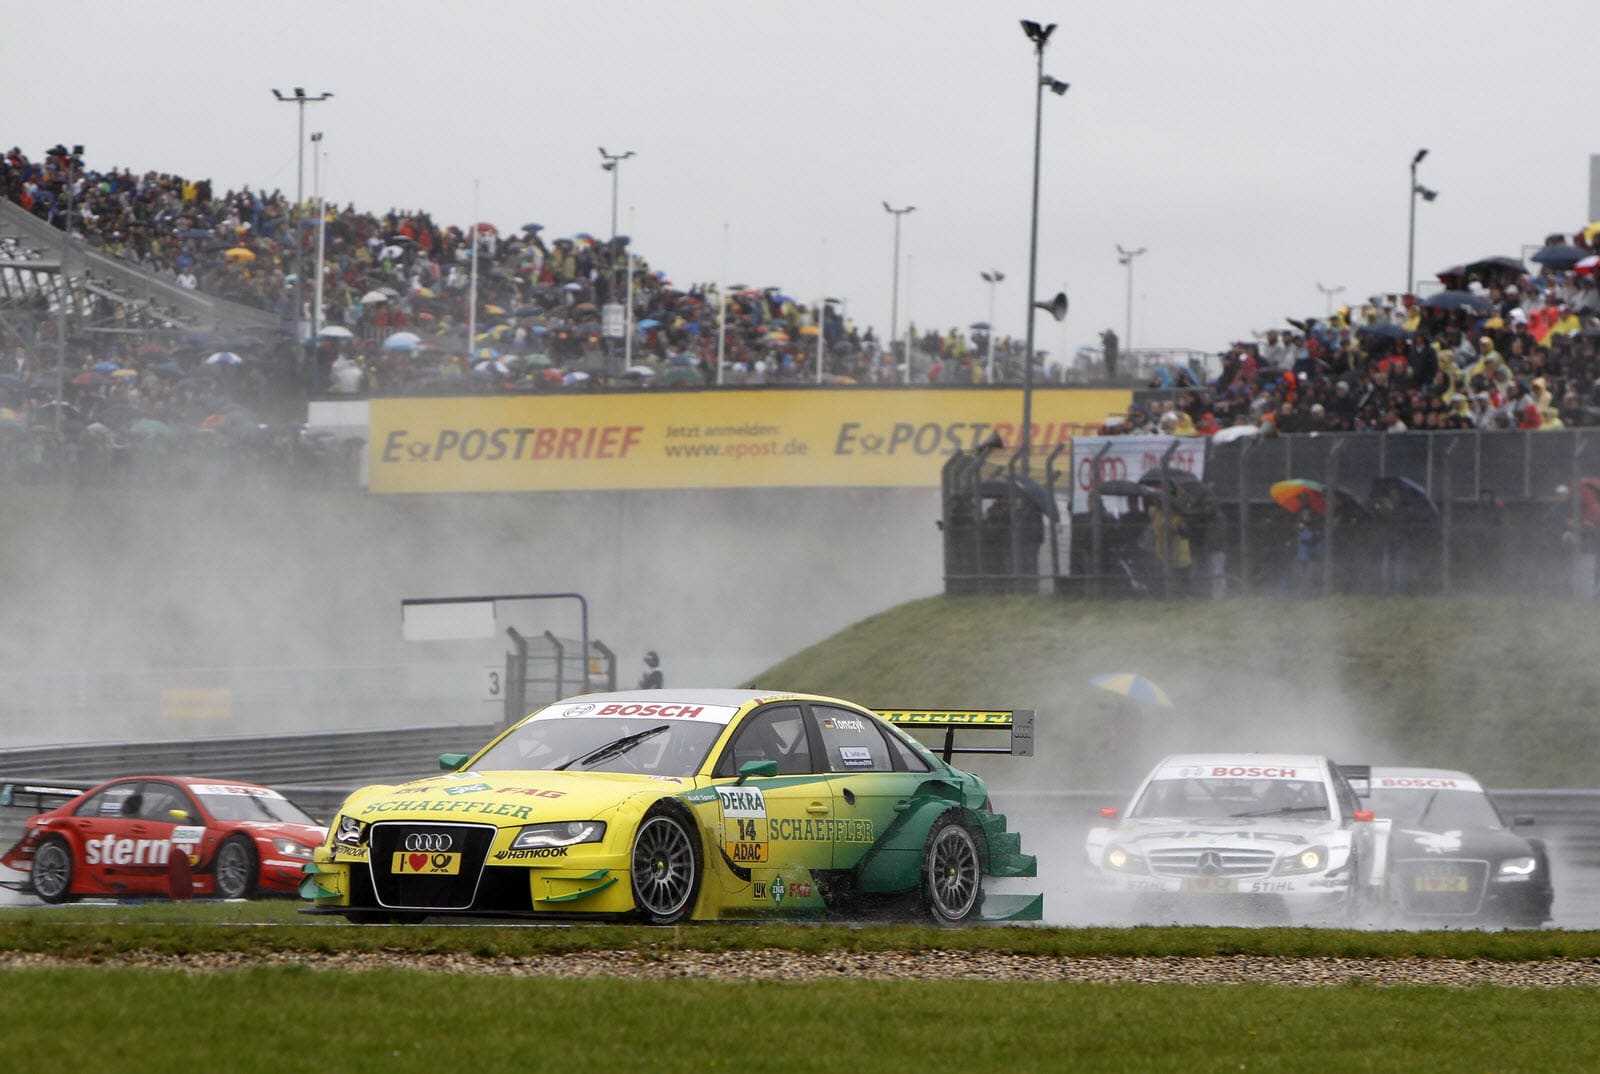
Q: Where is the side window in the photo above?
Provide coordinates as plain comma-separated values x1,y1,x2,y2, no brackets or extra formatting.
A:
137,783,193,823
76,782,140,819
812,705,892,773
883,725,933,773
715,705,816,777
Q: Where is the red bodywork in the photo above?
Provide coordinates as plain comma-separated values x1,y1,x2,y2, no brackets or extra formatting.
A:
1,775,326,901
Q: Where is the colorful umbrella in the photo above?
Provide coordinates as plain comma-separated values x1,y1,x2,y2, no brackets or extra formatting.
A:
224,247,255,262
1270,479,1327,515
1089,673,1173,709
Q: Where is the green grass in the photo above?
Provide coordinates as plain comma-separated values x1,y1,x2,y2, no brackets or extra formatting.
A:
748,594,1600,787
4,901,1600,962
6,968,1599,1073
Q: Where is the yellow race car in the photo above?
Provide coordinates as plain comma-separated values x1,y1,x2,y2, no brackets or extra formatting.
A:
302,689,1039,924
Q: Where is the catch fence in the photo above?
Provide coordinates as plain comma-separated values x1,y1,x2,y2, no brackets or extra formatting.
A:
943,427,1600,599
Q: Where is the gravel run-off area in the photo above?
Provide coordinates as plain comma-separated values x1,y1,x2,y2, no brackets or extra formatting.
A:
5,948,1600,987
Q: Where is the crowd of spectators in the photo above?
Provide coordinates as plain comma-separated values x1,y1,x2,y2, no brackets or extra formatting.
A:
1107,246,1600,439
1,143,1040,407
5,141,1600,468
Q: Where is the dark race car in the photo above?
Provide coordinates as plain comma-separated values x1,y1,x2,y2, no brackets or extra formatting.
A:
1358,766,1553,927
1,776,326,903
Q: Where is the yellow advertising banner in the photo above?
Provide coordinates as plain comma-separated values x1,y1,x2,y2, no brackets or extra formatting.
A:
368,388,1130,493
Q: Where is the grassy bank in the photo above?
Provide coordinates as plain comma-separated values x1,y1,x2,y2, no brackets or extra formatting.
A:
749,594,1600,788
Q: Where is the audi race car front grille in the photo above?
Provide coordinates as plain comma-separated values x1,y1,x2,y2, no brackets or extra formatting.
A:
1393,858,1489,916
1148,847,1277,879
369,822,497,910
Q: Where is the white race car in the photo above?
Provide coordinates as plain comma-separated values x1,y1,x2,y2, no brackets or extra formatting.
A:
1085,754,1390,924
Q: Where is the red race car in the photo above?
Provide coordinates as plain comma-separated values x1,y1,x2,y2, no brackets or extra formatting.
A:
1,776,326,902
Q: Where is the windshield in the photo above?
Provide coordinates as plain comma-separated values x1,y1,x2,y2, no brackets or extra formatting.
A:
1369,787,1503,829
473,717,724,777
1130,776,1331,820
198,791,316,825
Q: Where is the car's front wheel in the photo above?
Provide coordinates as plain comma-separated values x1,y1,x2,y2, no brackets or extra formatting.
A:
213,836,258,900
630,804,702,924
31,836,75,904
921,813,983,925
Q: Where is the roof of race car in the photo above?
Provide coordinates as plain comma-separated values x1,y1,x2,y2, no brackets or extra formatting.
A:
1369,766,1483,793
1148,754,1334,780
528,688,854,726
84,775,283,794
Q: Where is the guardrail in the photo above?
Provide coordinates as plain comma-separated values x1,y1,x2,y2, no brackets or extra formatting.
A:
0,724,500,818
2,731,1597,867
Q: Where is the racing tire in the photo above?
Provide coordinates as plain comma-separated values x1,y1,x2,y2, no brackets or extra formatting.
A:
213,836,258,900
630,803,702,925
921,812,984,925
31,835,75,904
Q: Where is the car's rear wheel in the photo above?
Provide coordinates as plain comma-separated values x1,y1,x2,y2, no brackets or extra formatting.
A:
31,836,75,904
631,804,701,924
213,836,258,900
921,813,983,925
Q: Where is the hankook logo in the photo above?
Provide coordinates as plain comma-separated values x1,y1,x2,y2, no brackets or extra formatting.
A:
1197,851,1225,876
403,832,454,852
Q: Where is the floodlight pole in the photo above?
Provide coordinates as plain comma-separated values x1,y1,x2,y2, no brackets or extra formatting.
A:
272,87,333,385
1020,18,1064,470
599,147,635,242
1116,245,1146,350
1407,148,1428,296
981,270,1004,382
311,132,325,346
1316,281,1345,316
883,202,915,384
54,143,81,432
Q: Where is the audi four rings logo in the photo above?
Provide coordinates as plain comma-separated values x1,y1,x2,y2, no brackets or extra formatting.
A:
403,832,454,852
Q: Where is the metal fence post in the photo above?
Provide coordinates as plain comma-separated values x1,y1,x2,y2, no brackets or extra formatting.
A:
1323,439,1346,596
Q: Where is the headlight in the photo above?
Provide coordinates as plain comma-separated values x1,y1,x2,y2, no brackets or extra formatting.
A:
333,815,368,847
1495,856,1537,881
1273,846,1328,876
272,838,315,860
511,821,606,849
1103,846,1147,874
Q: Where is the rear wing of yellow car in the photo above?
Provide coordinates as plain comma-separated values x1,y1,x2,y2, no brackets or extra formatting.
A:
873,709,1034,763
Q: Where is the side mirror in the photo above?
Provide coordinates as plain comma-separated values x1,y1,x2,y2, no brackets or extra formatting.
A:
1354,809,1375,823
168,809,191,823
439,752,470,772
1099,806,1119,819
737,760,779,784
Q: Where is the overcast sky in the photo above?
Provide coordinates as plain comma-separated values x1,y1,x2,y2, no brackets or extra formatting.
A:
7,1,1598,363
